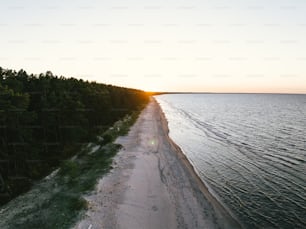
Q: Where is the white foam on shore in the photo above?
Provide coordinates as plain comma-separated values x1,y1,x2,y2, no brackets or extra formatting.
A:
156,99,243,229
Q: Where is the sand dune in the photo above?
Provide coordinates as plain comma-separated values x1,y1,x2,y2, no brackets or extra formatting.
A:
74,98,242,229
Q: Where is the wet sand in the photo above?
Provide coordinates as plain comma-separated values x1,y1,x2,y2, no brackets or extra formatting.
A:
74,98,242,229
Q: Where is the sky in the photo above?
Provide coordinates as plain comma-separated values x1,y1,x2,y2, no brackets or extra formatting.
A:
0,0,306,93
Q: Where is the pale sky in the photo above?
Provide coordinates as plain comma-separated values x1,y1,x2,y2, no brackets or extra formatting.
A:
0,0,306,93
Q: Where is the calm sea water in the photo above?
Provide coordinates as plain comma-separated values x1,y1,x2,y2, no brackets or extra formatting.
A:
156,94,306,229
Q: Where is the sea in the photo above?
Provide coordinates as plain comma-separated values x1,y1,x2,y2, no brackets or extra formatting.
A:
155,94,306,229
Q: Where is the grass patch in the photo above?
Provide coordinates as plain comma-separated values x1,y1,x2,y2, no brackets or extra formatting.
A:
0,112,141,229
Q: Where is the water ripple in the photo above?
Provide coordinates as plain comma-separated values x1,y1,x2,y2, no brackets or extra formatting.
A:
156,94,306,228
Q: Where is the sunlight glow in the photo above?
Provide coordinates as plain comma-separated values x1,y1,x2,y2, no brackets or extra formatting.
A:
0,0,305,93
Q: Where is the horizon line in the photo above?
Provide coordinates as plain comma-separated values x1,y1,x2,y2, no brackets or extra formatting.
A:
148,92,306,95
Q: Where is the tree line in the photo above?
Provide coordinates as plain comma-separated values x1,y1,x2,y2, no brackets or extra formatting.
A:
0,67,149,205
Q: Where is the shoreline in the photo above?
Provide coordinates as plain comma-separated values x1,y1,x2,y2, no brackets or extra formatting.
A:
156,98,243,229
74,98,242,229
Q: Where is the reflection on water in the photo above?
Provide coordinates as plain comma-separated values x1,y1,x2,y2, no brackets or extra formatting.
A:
156,94,306,229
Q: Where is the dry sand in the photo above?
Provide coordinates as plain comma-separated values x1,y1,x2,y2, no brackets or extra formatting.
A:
74,98,242,229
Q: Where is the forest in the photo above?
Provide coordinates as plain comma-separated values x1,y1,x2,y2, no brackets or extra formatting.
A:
0,67,149,205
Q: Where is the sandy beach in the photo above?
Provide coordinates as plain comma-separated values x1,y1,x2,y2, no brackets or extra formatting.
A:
74,98,242,229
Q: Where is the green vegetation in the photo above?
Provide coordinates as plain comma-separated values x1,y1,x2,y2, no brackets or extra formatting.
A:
0,114,139,229
0,66,149,205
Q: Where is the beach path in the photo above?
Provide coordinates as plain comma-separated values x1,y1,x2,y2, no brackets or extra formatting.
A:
74,98,241,229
